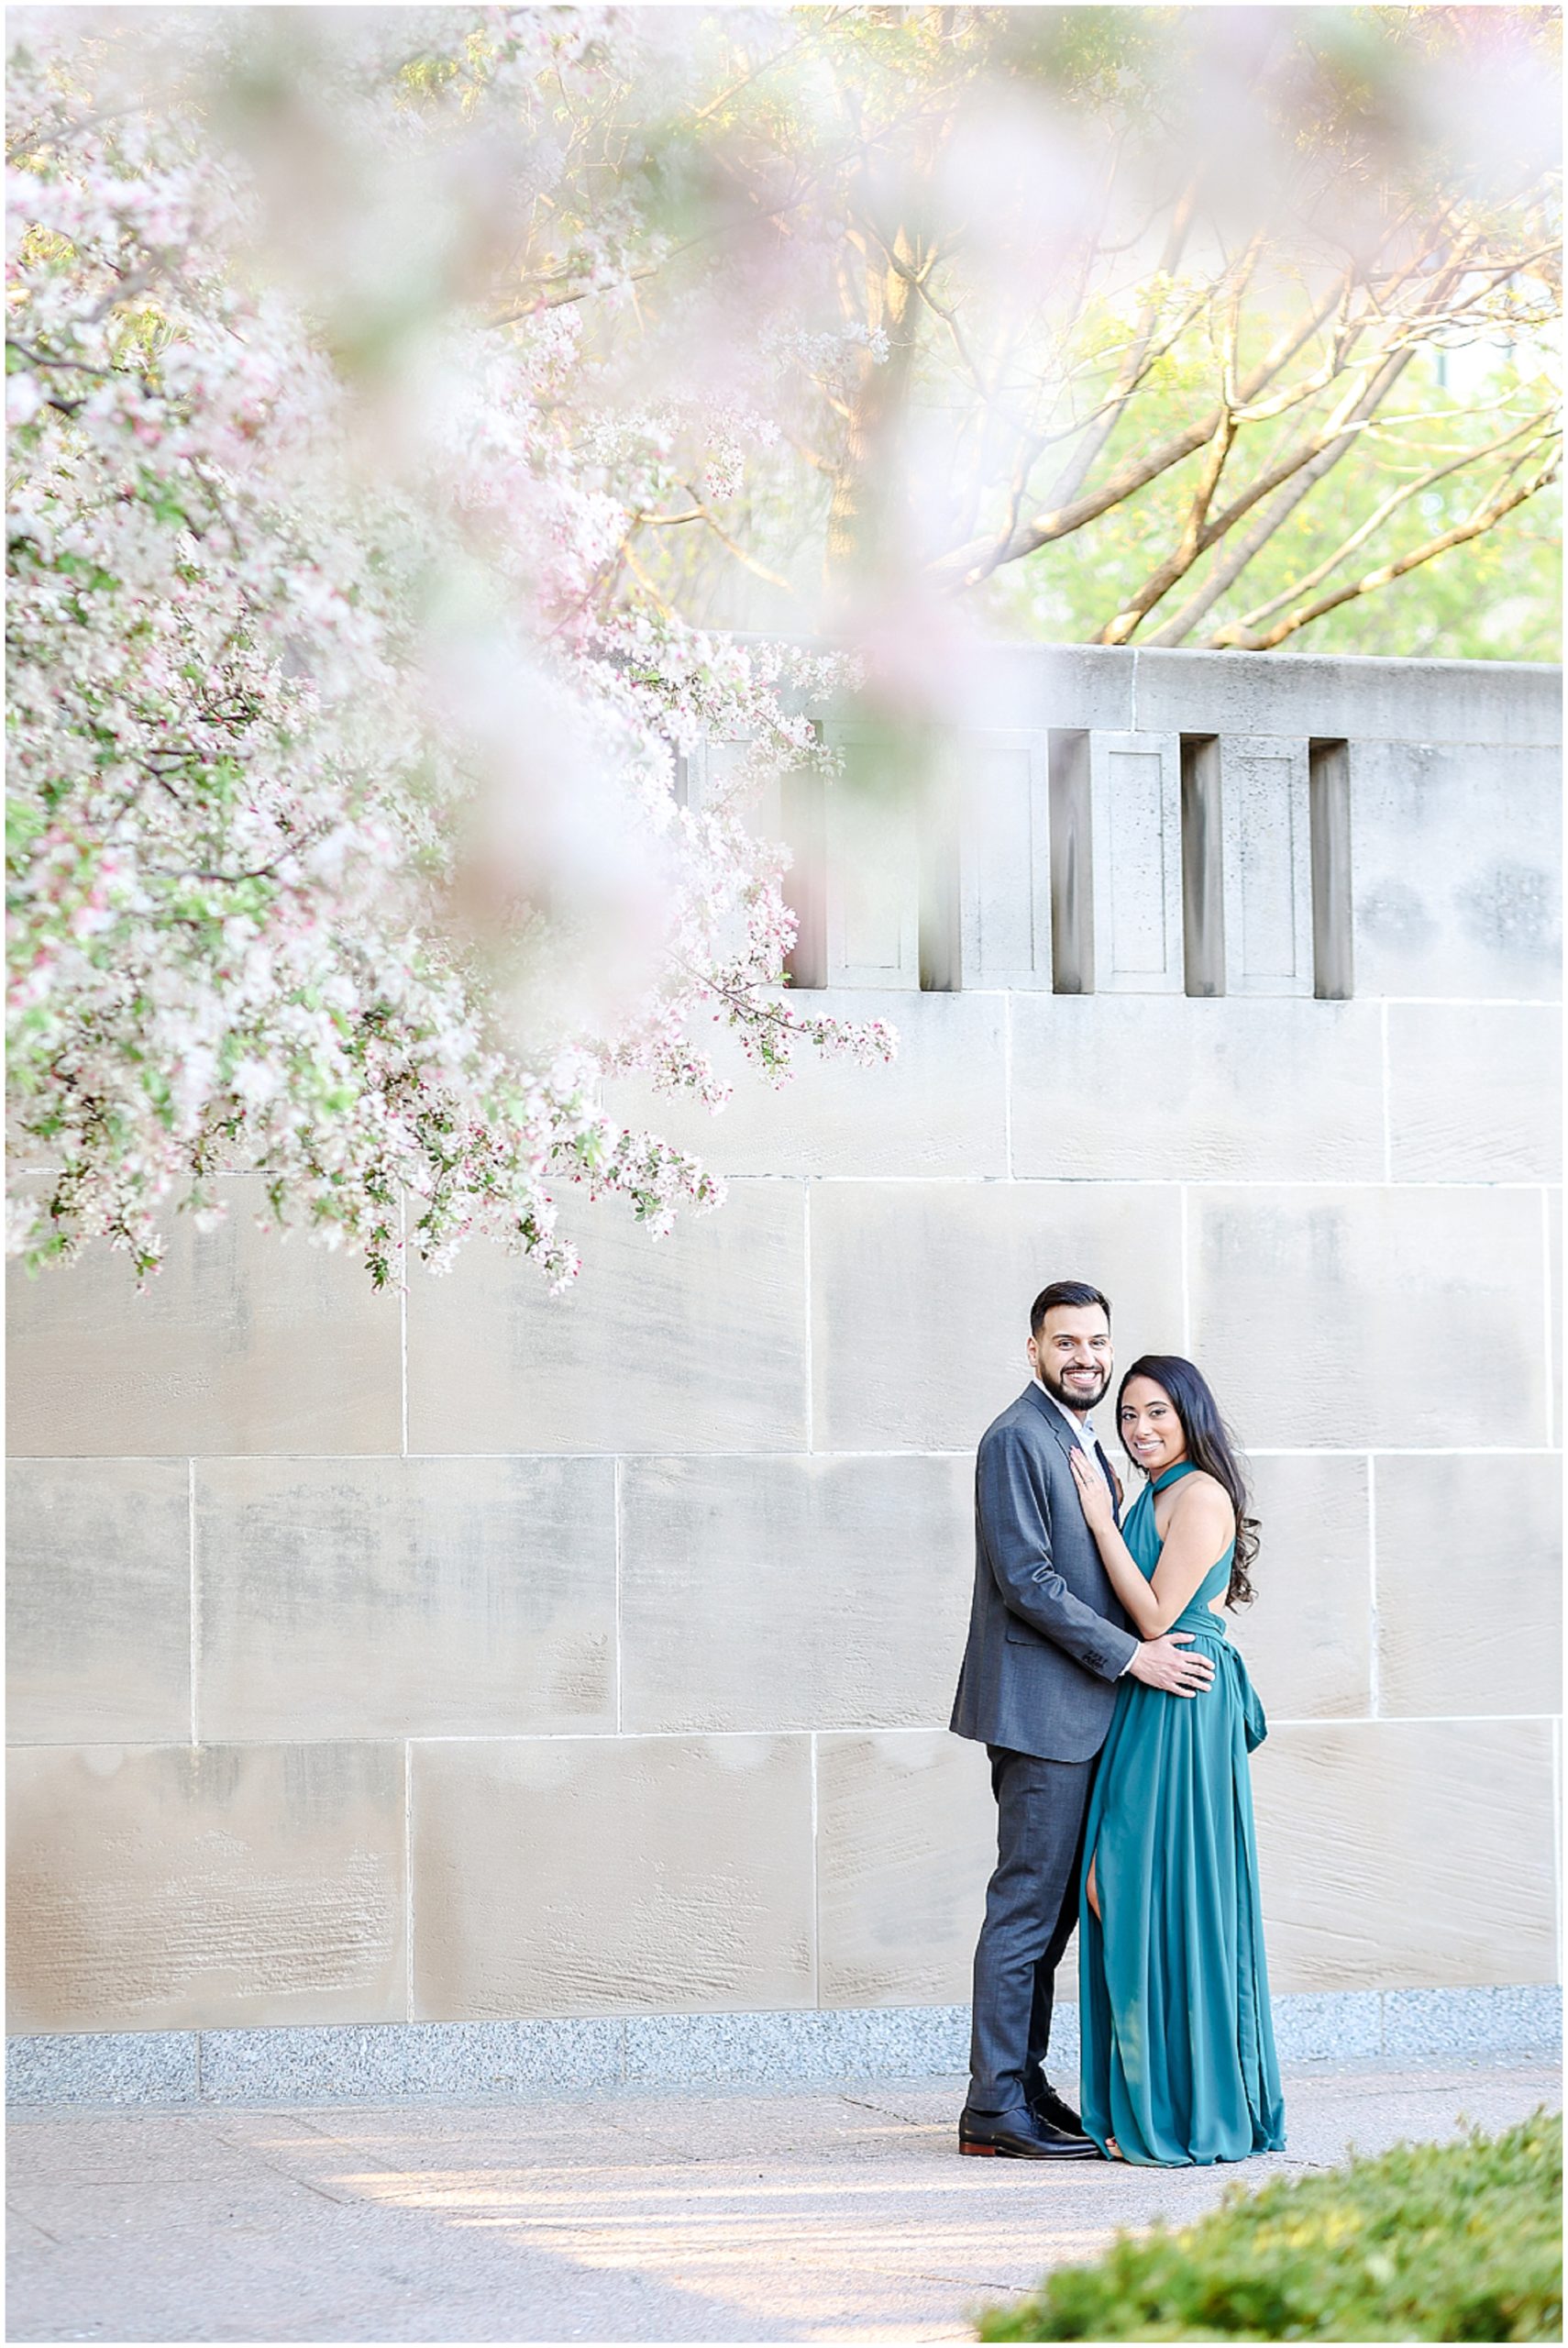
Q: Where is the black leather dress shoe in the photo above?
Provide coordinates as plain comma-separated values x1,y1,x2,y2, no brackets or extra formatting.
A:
1029,2080,1090,2142
958,2103,1100,2159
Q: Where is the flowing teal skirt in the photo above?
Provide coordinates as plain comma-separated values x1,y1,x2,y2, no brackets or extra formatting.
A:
1078,1631,1286,2166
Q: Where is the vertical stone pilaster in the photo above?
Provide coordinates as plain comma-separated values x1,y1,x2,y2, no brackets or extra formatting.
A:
1088,729,1183,991
954,730,1052,988
1220,734,1313,996
821,724,922,989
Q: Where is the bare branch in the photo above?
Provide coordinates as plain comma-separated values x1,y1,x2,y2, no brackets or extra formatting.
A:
1128,227,1511,645
1040,163,1209,514
1140,345,1419,645
928,271,1359,590
667,488,806,604
1219,414,1555,637
487,180,829,325
1208,449,1561,649
689,27,819,127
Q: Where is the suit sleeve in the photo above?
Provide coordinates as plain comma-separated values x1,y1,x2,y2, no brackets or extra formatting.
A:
977,1423,1139,1681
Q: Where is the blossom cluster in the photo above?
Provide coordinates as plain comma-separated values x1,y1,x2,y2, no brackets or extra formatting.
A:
6,10,895,1288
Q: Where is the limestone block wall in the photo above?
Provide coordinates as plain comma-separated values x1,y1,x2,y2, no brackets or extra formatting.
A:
6,647,1562,2048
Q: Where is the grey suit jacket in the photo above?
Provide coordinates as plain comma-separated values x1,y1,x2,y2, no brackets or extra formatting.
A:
949,1383,1140,1763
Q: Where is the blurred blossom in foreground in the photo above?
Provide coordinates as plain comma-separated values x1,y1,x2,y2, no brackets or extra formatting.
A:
5,6,891,1287
6,6,1556,1286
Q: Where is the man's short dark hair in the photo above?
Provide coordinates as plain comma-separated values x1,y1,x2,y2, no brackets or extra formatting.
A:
1030,1279,1111,1338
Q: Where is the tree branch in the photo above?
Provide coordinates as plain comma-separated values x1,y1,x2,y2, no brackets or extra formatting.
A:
1218,414,1554,638
1126,225,1507,646
1207,449,1560,649
1139,344,1419,645
927,270,1357,590
1041,163,1209,515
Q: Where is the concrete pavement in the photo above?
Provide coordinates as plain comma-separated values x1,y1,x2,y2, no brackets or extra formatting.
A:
7,2054,1560,2344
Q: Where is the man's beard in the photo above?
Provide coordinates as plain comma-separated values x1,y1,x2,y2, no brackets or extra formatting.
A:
1040,1363,1110,1412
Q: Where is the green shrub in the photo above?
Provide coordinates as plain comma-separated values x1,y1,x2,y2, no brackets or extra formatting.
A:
976,2108,1562,2342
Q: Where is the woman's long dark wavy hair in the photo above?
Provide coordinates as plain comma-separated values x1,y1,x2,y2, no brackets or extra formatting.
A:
1117,1355,1260,1608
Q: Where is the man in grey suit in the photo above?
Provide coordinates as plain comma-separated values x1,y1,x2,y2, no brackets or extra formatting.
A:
950,1279,1216,2159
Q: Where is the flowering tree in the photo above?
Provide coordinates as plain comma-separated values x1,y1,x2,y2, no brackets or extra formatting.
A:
8,6,1558,1288
6,10,893,1286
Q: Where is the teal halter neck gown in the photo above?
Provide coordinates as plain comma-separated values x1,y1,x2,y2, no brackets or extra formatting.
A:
1077,1462,1286,2166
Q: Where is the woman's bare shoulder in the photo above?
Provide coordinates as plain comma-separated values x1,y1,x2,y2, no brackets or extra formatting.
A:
1171,1469,1233,1522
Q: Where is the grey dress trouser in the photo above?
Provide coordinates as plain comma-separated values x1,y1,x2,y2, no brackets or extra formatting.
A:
967,1745,1095,2114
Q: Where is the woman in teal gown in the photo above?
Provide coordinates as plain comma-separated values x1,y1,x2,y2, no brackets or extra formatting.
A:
1067,1354,1286,2168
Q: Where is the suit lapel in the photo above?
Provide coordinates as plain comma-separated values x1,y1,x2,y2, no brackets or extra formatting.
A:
1023,1382,1121,1524
1022,1380,1081,1468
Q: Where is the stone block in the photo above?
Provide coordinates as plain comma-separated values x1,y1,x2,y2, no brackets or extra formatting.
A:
621,2003,974,2084
1387,1005,1562,1181
1375,1454,1561,1719
1132,648,1562,748
7,1459,191,1744
602,991,1008,1179
410,1734,813,2019
195,2017,624,2101
816,1732,996,2008
1220,736,1312,995
1380,1984,1562,2059
620,1456,972,1733
955,732,1053,987
963,644,1137,735
1089,731,1184,991
195,1456,616,1741
810,1181,1184,1452
406,1183,807,1453
7,1743,407,2032
1009,996,1384,1181
1348,740,1561,1000
1265,1991,1384,2064
1189,1187,1547,1447
1252,1719,1557,1991
6,1192,401,1456
1226,1455,1371,1721
6,2030,200,2105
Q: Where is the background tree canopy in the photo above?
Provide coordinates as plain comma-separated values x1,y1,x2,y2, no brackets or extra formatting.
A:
604,6,1561,659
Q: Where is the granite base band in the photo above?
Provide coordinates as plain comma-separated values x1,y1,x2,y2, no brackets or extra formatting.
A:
7,1986,1559,2106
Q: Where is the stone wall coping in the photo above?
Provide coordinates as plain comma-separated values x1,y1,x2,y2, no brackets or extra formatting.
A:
726,634,1563,747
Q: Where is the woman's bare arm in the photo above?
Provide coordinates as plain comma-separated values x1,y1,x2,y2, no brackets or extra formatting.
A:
1147,1479,1235,1632
1068,1454,1234,1637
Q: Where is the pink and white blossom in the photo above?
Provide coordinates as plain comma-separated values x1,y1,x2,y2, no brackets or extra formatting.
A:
6,9,895,1290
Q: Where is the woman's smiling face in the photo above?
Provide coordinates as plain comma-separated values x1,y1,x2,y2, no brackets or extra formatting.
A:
1119,1375,1187,1475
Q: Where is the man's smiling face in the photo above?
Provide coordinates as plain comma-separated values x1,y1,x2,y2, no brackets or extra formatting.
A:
1028,1301,1113,1415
